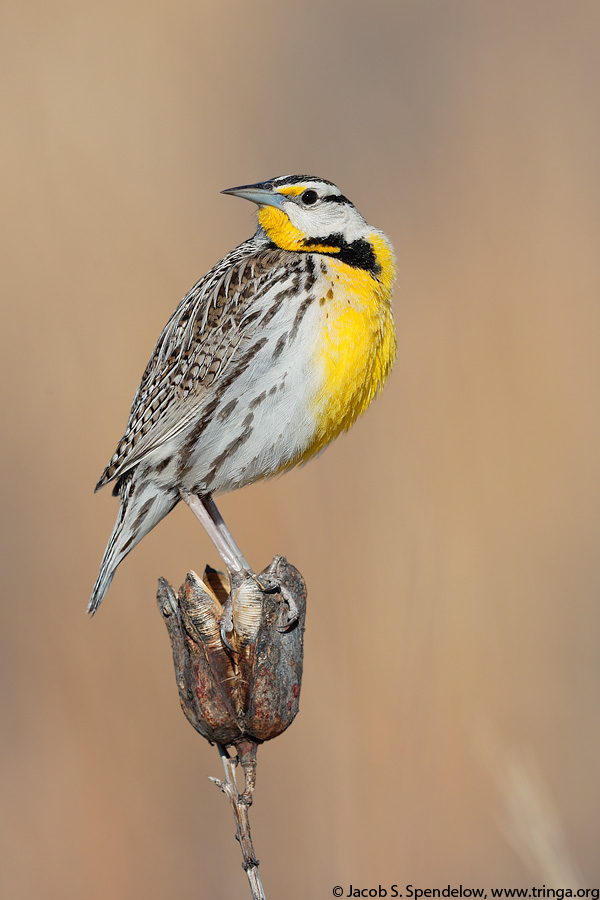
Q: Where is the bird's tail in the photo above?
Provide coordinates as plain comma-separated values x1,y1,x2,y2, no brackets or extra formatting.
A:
88,472,178,615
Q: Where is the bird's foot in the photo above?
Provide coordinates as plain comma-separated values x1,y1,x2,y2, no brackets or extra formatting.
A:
219,559,299,649
255,557,300,632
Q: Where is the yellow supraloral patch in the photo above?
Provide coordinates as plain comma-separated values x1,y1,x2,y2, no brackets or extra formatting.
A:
277,185,307,197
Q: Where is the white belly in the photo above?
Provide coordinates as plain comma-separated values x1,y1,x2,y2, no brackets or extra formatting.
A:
179,281,327,493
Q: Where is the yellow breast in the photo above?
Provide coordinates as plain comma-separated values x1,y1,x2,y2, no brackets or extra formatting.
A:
303,231,396,461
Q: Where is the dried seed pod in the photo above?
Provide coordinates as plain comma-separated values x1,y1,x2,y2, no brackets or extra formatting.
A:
232,578,264,649
158,573,241,746
158,558,306,749
179,570,222,647
241,559,306,741
202,566,230,605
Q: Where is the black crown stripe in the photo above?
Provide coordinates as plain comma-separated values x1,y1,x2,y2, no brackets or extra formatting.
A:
270,174,337,188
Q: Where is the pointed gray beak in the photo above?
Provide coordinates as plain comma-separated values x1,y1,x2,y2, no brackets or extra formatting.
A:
221,181,285,210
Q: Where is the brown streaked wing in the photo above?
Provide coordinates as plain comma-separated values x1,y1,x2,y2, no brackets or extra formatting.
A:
96,242,293,490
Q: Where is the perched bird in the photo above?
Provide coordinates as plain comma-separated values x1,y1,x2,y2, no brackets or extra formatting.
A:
90,175,396,616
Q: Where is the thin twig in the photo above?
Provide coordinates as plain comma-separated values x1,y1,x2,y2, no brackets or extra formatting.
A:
209,743,266,900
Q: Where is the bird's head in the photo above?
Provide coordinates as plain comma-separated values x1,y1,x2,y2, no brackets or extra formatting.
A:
222,175,390,278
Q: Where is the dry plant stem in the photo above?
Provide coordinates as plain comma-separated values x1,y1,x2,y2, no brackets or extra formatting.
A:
210,743,265,900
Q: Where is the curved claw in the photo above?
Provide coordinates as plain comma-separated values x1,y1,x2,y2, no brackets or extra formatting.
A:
276,587,299,632
257,570,299,632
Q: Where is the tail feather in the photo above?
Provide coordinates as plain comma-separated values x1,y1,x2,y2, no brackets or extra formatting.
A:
88,472,178,614
88,500,129,615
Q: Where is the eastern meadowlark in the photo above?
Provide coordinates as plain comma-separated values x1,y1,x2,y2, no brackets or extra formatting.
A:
90,175,396,616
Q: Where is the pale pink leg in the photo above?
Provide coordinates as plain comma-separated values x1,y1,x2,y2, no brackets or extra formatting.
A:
179,489,251,575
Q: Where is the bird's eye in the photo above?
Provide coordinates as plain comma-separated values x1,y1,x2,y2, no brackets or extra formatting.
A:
301,189,318,206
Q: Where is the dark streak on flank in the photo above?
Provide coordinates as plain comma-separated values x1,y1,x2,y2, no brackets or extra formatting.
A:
250,391,266,410
272,332,288,360
289,293,315,343
154,456,172,474
218,398,238,421
180,396,220,457
218,337,268,392
258,270,301,329
205,414,254,483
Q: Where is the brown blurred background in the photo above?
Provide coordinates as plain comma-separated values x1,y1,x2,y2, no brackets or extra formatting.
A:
2,0,600,896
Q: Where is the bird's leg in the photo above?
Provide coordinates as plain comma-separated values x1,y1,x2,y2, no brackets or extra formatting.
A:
179,490,252,648
201,495,253,574
179,492,298,640
179,489,251,574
